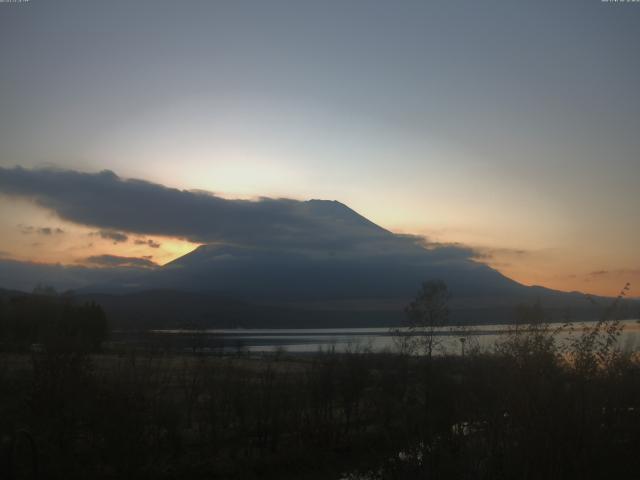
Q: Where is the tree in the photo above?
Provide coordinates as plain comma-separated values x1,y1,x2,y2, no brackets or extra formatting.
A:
495,299,561,370
32,284,58,296
404,280,450,359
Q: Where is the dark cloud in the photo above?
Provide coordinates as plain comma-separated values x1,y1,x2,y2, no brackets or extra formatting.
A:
18,225,65,236
0,167,376,249
419,241,478,260
0,167,474,263
589,270,609,276
85,255,157,269
473,247,528,260
95,230,129,244
586,269,640,278
135,238,161,248
0,258,144,292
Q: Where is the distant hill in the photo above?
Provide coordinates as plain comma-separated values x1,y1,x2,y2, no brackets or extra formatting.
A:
27,288,637,330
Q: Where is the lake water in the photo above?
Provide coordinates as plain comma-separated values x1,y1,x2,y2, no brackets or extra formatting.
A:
153,319,640,355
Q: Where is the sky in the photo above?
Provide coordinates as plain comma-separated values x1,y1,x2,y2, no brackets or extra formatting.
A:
0,0,638,297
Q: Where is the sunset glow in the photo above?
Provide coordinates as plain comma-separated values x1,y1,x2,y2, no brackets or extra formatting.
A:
0,0,638,298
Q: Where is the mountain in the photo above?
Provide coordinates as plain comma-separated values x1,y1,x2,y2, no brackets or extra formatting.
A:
87,199,525,300
69,200,631,327
1,199,633,328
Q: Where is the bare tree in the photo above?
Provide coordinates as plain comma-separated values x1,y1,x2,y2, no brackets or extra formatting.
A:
404,280,450,359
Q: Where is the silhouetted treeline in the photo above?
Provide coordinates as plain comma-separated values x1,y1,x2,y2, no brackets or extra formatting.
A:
0,290,108,352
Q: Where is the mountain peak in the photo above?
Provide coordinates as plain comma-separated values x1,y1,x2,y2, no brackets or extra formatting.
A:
304,199,388,234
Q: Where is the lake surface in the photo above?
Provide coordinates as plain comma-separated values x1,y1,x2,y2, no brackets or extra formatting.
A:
153,319,640,354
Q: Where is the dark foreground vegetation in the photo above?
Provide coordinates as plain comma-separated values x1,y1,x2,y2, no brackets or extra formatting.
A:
0,288,108,352
1,286,639,479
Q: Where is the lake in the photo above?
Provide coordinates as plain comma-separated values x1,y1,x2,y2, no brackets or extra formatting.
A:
152,319,640,355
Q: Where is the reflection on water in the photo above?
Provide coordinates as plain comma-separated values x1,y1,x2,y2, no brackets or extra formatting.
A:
152,319,640,354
